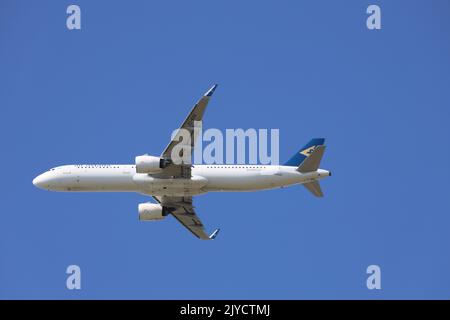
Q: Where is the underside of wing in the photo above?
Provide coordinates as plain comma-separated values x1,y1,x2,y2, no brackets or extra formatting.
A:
152,195,214,240
154,85,217,179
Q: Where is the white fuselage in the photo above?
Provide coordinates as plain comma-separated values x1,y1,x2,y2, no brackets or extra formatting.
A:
32,164,331,196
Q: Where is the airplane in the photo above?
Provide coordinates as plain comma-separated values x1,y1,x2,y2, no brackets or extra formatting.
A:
32,85,331,240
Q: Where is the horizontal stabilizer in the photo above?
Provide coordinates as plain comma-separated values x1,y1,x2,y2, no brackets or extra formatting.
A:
303,181,323,197
297,145,326,173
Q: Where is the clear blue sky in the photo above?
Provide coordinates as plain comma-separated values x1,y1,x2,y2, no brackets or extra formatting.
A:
1,0,449,299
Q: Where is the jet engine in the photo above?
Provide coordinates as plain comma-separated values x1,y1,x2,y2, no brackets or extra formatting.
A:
138,203,165,221
135,155,171,174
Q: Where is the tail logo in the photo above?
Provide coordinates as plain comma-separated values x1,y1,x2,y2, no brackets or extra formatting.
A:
300,145,318,157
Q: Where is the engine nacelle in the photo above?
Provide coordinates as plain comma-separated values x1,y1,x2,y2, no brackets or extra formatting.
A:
138,203,165,221
135,155,163,174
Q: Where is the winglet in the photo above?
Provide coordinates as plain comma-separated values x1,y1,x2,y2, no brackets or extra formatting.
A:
205,84,218,97
209,228,220,240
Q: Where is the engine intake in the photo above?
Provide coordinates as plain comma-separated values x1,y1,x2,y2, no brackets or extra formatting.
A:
138,203,165,221
135,155,165,174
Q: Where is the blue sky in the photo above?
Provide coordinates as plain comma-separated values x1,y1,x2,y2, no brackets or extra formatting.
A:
1,0,450,299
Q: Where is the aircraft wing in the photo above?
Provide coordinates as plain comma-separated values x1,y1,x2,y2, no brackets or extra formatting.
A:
156,84,218,179
152,195,218,240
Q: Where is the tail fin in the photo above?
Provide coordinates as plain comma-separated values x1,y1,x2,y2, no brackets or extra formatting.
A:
297,145,326,173
289,141,327,198
299,145,327,197
284,138,325,167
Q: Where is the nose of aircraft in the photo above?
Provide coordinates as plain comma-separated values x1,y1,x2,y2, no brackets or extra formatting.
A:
32,173,48,189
